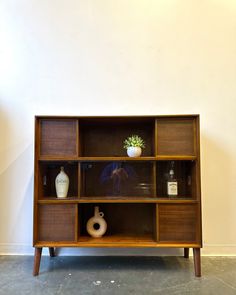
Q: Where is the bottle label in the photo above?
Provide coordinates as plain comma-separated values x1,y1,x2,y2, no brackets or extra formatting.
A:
167,181,178,196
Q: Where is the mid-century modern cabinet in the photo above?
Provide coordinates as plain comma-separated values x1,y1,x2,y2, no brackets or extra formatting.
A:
33,115,202,276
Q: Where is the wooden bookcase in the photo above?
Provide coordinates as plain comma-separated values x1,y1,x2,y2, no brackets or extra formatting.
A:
33,115,202,276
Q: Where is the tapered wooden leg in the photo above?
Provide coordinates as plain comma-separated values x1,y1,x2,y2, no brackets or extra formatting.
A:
193,248,201,277
184,248,189,258
49,247,55,257
33,247,42,276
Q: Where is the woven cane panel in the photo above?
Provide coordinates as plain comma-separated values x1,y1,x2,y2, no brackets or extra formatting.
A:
40,119,77,156
38,204,76,241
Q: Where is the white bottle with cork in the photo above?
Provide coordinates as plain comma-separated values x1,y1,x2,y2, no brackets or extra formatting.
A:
167,161,178,197
55,166,69,198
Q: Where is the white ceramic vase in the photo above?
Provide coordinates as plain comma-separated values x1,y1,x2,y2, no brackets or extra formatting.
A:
86,206,107,238
127,146,142,157
55,167,69,198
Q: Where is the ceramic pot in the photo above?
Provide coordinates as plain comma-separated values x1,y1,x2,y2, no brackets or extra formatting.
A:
55,167,69,198
127,146,142,157
86,206,107,238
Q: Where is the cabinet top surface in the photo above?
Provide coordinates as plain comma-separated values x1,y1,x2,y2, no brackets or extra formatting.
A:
35,114,200,120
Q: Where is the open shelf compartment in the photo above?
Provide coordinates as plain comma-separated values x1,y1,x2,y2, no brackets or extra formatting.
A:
78,203,157,243
38,161,78,199
156,160,196,199
79,117,155,157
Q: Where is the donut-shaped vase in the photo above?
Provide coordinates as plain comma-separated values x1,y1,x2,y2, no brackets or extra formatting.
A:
86,216,107,238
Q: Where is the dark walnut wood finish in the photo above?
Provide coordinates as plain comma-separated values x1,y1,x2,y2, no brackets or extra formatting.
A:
33,115,202,276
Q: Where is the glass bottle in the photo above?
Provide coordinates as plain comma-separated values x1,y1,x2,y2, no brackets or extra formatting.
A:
167,161,178,197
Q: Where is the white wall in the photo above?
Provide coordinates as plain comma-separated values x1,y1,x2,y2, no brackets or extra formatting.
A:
0,0,236,255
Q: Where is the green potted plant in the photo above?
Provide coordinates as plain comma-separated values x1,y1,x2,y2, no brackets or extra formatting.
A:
123,135,145,157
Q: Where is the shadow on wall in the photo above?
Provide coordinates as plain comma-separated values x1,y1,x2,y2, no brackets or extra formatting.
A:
0,104,34,248
0,143,34,246
0,105,12,172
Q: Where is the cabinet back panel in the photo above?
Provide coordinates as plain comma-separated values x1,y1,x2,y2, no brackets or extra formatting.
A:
158,204,198,242
156,119,195,155
38,204,76,241
40,119,77,156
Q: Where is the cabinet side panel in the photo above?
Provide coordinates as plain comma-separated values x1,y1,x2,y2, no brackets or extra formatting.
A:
159,204,198,242
33,118,40,244
195,115,202,245
38,204,76,242
40,119,77,156
157,118,195,155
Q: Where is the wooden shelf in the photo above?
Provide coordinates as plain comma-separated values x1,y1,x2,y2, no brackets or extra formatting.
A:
38,198,79,204
39,156,79,162
39,156,197,162
39,156,156,161
79,197,157,203
155,198,198,203
78,197,199,204
78,235,156,246
78,157,156,161
34,241,201,248
38,197,199,204
156,155,196,161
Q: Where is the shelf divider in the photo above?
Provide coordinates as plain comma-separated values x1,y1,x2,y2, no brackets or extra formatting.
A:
155,204,160,242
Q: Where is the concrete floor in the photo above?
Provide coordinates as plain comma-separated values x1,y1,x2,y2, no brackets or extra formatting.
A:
0,256,236,295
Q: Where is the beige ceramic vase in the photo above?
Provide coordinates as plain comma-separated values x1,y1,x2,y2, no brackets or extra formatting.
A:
86,206,107,238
